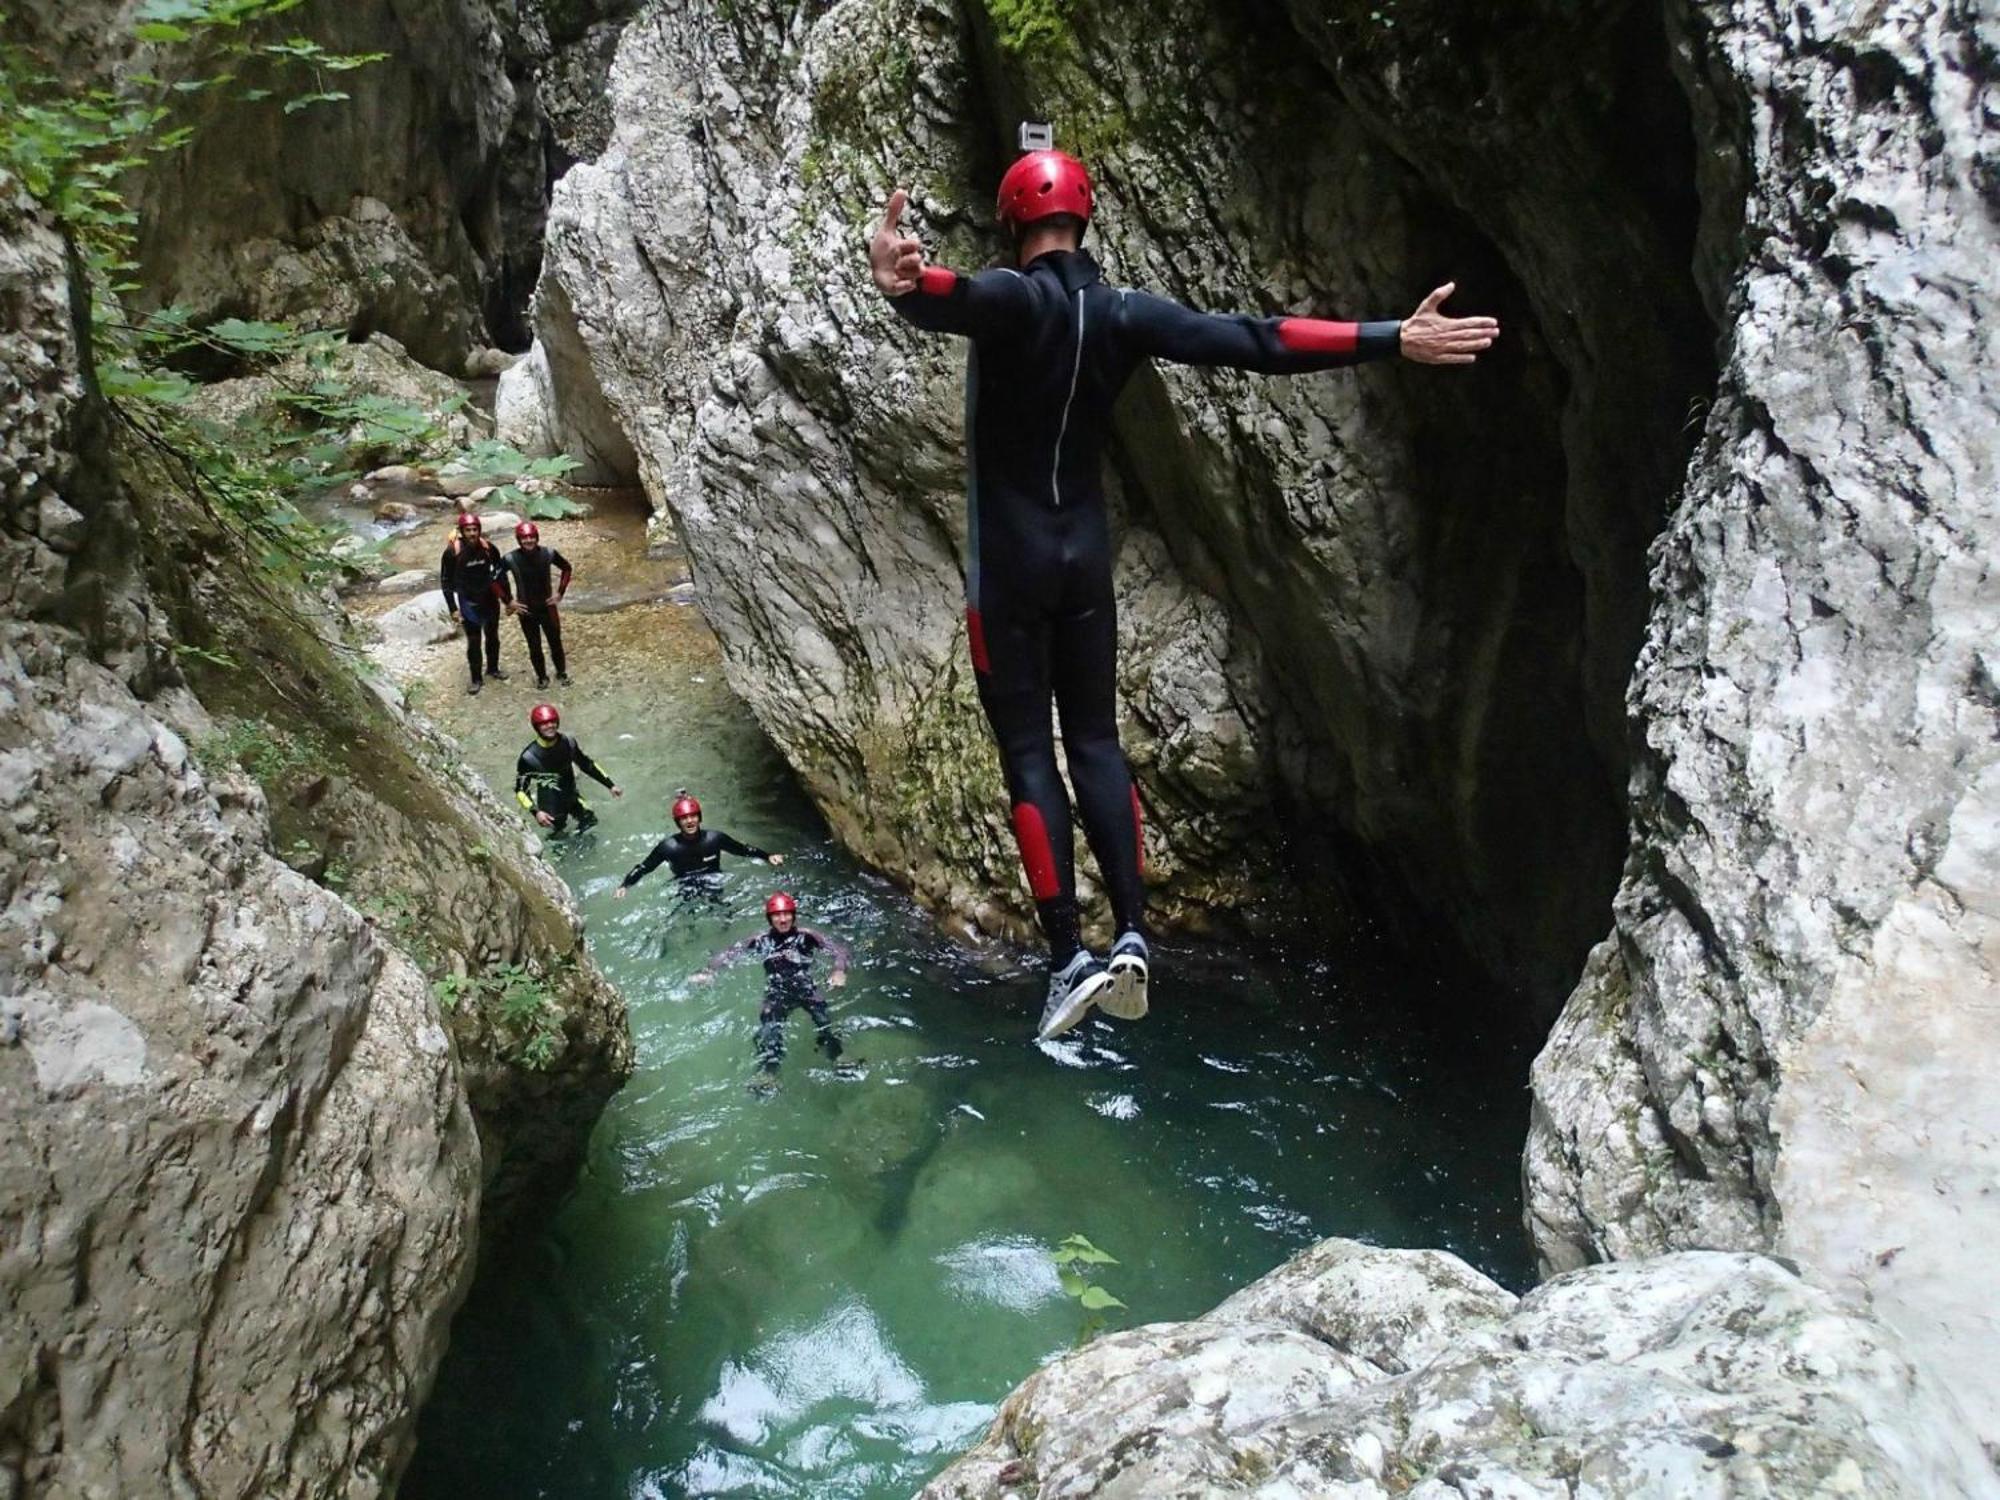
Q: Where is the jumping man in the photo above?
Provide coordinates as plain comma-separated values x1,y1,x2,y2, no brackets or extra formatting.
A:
693,891,850,1080
869,138,1498,1040
515,702,623,833
440,511,513,695
613,792,784,899
504,520,574,690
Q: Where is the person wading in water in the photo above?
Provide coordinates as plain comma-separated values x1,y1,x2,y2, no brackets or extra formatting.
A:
869,129,1499,1040
613,792,784,902
515,703,623,833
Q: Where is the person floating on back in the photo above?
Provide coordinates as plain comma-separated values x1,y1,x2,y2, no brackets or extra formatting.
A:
613,791,784,900
693,891,849,1083
440,511,513,695
515,702,622,834
504,520,574,690
868,128,1499,1042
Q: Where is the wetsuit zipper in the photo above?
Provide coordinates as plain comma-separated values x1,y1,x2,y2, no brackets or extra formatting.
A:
1051,289,1085,508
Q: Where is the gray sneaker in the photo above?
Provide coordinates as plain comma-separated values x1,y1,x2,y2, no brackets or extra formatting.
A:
1038,952,1114,1041
1100,932,1150,1020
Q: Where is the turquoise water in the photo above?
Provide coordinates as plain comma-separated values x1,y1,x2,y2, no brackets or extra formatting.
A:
402,602,1535,1499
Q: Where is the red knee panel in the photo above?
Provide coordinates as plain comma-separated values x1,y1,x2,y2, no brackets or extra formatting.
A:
966,607,991,674
1011,802,1060,900
1130,784,1145,874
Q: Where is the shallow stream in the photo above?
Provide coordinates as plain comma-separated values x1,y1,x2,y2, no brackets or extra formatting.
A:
383,509,1537,1498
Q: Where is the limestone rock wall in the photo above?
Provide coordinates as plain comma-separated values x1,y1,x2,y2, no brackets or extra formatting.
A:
0,178,630,1490
921,1239,2000,1498
0,190,473,1497
1526,0,2000,1451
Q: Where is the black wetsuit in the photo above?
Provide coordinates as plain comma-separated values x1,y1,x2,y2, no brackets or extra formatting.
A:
514,733,613,833
505,544,573,682
708,925,851,1070
890,248,1401,963
440,537,514,683
622,828,773,888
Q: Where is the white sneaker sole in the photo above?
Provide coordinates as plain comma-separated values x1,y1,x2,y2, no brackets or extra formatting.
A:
1037,970,1115,1041
1099,956,1149,1020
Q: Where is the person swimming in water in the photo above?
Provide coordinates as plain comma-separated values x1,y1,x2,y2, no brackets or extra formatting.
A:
515,702,622,833
693,891,849,1081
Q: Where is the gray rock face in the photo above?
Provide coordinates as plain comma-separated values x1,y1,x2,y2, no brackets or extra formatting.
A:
922,1242,2000,1498
0,191,477,1499
531,0,1714,991
1525,0,2000,1448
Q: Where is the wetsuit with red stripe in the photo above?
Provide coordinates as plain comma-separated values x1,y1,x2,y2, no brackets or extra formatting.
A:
889,247,1401,964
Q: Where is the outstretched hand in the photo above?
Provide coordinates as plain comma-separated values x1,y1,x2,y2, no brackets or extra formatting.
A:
1399,283,1499,366
830,971,848,989
869,189,926,297
691,971,714,986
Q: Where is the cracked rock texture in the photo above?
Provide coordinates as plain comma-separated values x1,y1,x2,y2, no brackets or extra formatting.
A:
0,183,628,1493
1525,0,2000,1451
921,1241,2000,1498
528,0,1714,986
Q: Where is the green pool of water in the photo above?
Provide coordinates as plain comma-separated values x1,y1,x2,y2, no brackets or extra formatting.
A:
403,613,1535,1498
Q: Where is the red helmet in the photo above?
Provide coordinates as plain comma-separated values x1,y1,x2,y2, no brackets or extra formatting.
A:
996,149,1093,230
515,520,539,545
456,512,482,533
529,703,560,734
765,891,798,918
672,795,702,821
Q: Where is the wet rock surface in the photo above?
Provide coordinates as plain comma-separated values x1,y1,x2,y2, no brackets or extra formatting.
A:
922,1242,2000,1498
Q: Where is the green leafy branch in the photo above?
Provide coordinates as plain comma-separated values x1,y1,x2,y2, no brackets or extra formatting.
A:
1053,1233,1126,1344
431,961,568,1071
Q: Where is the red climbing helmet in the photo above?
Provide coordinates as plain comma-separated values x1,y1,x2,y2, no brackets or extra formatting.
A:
529,703,560,734
996,149,1093,230
765,891,798,918
514,520,539,545
456,511,482,534
672,795,702,821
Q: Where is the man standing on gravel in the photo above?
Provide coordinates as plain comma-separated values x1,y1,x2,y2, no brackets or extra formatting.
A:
440,511,513,695
504,520,575,690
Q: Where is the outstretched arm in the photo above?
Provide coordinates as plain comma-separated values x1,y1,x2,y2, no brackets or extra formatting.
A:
571,740,617,791
871,188,1032,340
1119,281,1496,373
805,927,851,985
617,840,671,896
697,934,761,979
716,832,773,862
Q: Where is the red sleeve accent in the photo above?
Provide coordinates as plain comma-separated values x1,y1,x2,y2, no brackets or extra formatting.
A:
919,266,959,297
1276,318,1360,355
1130,785,1145,875
1011,803,1061,901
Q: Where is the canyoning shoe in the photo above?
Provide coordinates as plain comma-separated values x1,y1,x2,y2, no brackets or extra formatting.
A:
1037,953,1114,1041
1100,932,1150,1021
536,676,550,690
467,679,483,696
557,673,572,686
487,667,510,682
